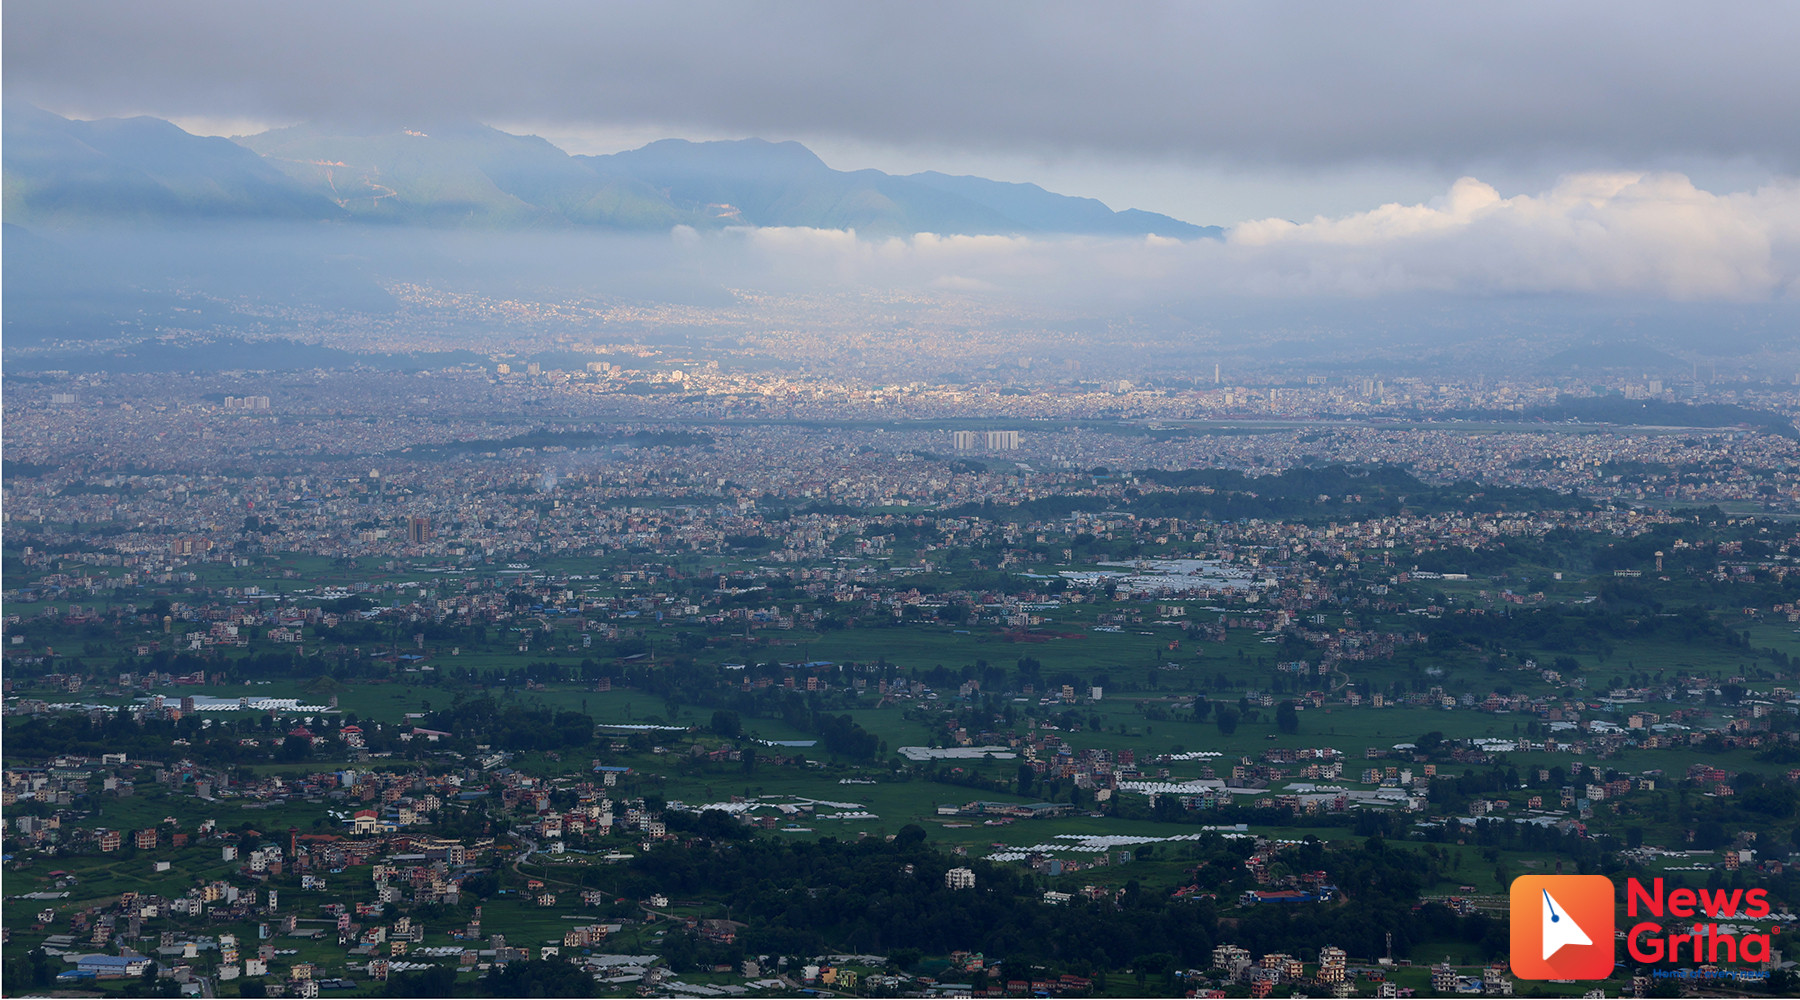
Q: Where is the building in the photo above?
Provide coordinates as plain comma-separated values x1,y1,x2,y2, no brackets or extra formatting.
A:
76,955,151,978
407,516,433,546
1318,946,1347,983
944,867,976,890
1212,943,1252,981
951,430,1021,450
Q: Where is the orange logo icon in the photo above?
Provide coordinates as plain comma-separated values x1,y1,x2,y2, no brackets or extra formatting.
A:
1510,874,1615,980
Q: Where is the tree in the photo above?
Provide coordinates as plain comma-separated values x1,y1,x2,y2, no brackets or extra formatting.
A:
385,965,457,997
481,959,595,997
279,734,311,762
1216,707,1240,735
1276,701,1299,734
710,710,741,738
1017,763,1035,797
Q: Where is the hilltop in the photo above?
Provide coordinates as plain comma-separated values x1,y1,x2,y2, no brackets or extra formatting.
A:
4,107,1216,238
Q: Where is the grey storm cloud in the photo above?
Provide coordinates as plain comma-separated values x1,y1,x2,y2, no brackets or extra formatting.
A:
5,0,1798,170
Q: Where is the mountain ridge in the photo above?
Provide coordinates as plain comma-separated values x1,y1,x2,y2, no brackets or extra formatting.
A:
2,103,343,224
4,107,1218,238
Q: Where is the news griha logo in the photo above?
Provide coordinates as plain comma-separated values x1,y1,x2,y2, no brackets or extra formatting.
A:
1510,874,1614,980
1510,874,1778,980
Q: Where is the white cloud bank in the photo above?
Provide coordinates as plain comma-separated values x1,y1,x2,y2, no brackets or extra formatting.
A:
695,173,1800,304
1231,173,1799,300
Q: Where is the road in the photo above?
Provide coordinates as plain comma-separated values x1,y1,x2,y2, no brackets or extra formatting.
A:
507,832,584,890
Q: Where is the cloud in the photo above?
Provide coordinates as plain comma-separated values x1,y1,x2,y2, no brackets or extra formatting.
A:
680,174,1800,303
5,1,1798,172
1230,173,1798,300
929,275,998,293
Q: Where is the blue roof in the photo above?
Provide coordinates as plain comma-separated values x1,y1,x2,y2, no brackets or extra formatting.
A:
78,955,141,969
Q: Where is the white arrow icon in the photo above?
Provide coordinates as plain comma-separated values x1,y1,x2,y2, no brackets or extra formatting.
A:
1541,887,1592,960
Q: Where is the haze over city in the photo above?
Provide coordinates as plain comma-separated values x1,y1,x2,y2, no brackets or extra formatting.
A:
5,0,1799,363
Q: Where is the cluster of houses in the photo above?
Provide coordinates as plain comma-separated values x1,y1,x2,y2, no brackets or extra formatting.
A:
1205,944,1511,998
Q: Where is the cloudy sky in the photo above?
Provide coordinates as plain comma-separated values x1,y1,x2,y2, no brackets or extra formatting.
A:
6,1,1799,303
